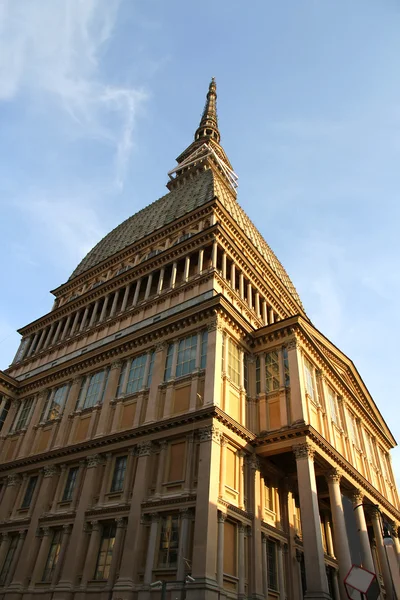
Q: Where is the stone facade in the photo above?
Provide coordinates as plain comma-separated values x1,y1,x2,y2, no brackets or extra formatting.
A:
0,79,399,600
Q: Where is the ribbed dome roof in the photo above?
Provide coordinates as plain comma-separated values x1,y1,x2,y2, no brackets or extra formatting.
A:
70,168,304,310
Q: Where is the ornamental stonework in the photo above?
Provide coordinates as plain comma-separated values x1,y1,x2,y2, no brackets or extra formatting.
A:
292,443,315,460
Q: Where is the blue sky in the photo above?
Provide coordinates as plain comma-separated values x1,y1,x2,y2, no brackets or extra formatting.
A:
1,0,400,484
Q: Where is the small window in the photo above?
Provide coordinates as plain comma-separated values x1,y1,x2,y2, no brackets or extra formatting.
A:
94,523,116,580
0,399,11,432
21,475,38,509
110,456,127,492
42,529,62,582
62,467,79,502
158,515,179,567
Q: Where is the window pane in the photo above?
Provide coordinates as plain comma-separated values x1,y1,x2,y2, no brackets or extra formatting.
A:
283,347,290,388
228,339,241,386
304,358,316,403
267,540,278,590
200,330,208,369
176,335,197,377
42,529,62,582
14,398,34,431
94,523,116,580
0,535,18,584
81,369,109,409
265,351,279,392
110,456,127,492
21,476,38,509
126,354,147,394
158,516,179,567
164,344,174,381
62,467,78,501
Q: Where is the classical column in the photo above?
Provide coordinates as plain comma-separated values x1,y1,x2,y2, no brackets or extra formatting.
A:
238,523,246,599
43,323,55,348
144,343,166,422
323,512,335,558
0,533,10,573
247,282,253,309
212,241,218,268
183,433,195,493
217,512,226,588
332,569,341,600
121,284,131,312
144,273,153,299
110,290,120,316
70,310,81,336
262,300,268,325
262,534,269,599
80,520,101,587
89,299,99,326
286,340,307,424
132,278,142,306
0,474,20,520
95,360,122,437
154,441,168,497
370,508,394,600
238,450,245,509
222,252,227,279
239,272,244,298
177,508,191,581
351,491,375,573
198,248,204,274
293,443,330,599
248,455,264,599
157,268,165,294
27,332,39,356
60,314,71,340
30,527,52,585
230,262,236,289
79,305,90,331
35,327,48,353
52,319,64,345
269,307,275,324
184,256,191,281
255,291,261,317
219,436,227,498
326,469,352,597
170,261,178,288
113,442,153,591
55,454,102,594
70,460,86,512
144,513,159,583
99,294,110,321
10,474,27,519
203,320,223,406
189,426,221,591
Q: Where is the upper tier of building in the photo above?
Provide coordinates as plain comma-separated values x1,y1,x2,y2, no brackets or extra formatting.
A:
70,79,304,311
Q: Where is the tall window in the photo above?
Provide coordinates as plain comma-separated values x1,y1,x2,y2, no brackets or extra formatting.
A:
12,397,34,432
0,535,18,584
158,515,179,567
264,479,275,512
21,475,38,509
147,351,155,387
62,467,79,502
265,351,280,392
42,529,62,582
256,356,261,394
326,386,340,427
176,335,197,377
77,369,109,409
164,332,208,381
110,456,127,492
40,384,70,422
0,399,10,432
304,357,317,404
267,540,278,591
117,352,155,396
227,338,241,386
94,523,116,580
348,412,360,449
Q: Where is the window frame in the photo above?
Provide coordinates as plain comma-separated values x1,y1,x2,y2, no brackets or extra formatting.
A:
62,466,79,502
110,456,127,493
21,475,38,509
157,514,180,568
77,368,110,410
40,384,70,423
42,529,62,582
94,522,116,580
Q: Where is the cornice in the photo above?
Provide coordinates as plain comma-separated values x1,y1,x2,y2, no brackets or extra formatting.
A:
142,495,197,510
0,371,19,394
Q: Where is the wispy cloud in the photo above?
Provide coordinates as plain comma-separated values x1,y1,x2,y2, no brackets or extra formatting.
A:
0,0,146,187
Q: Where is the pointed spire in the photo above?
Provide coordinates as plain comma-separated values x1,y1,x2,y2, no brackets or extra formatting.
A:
194,77,220,144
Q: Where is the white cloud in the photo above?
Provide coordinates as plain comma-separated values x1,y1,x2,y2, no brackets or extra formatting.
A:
0,0,146,187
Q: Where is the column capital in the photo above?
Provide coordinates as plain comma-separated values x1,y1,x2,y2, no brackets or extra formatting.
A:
155,341,167,352
220,435,228,447
197,425,220,443
295,548,303,562
158,440,168,451
292,442,315,460
261,532,268,543
1,532,9,542
115,517,127,528
111,360,123,370
41,526,51,536
90,520,100,531
351,489,365,505
286,338,300,351
86,454,101,468
326,468,342,484
247,454,261,472
136,441,153,456
62,524,72,534
179,507,192,519
150,512,160,523
43,464,58,478
238,523,246,534
6,473,20,487
218,511,227,523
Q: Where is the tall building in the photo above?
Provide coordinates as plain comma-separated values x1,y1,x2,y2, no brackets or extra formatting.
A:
0,79,399,600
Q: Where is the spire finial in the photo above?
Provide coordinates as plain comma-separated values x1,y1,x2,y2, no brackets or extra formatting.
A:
195,77,220,144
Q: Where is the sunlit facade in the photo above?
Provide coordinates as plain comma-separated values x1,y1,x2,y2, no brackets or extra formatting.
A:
0,79,399,600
